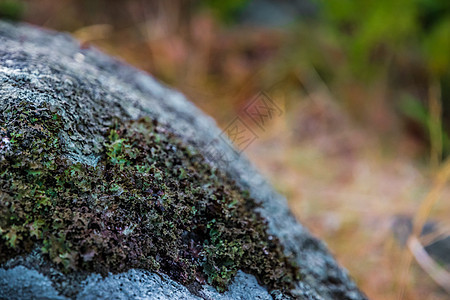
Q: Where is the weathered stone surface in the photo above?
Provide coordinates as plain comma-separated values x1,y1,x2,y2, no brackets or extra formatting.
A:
0,21,366,299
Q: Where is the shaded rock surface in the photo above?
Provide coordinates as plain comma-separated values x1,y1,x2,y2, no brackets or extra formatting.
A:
0,21,366,299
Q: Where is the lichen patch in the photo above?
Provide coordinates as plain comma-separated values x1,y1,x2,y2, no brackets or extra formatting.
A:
0,102,299,295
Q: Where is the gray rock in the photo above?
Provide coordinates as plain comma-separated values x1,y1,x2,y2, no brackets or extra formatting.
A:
0,21,366,299
0,266,67,300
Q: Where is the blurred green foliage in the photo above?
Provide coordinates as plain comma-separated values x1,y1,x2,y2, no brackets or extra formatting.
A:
0,0,24,21
200,0,249,23
400,95,450,156
314,0,450,79
280,0,450,158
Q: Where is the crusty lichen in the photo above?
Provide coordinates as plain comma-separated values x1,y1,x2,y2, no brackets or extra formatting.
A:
0,102,299,294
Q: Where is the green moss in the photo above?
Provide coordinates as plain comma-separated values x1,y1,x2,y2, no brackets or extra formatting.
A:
0,102,299,294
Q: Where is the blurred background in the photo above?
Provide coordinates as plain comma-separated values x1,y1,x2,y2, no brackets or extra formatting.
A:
1,0,449,299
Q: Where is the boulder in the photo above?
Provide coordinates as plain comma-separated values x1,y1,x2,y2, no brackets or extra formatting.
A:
0,21,366,300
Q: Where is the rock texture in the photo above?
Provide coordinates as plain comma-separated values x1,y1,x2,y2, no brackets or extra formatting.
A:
0,21,366,299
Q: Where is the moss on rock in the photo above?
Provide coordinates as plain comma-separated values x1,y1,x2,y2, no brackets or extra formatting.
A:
0,101,299,294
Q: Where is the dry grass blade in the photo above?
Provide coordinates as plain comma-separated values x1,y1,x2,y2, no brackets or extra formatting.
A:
420,225,450,247
413,156,450,239
398,159,450,299
428,80,443,172
408,236,450,294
